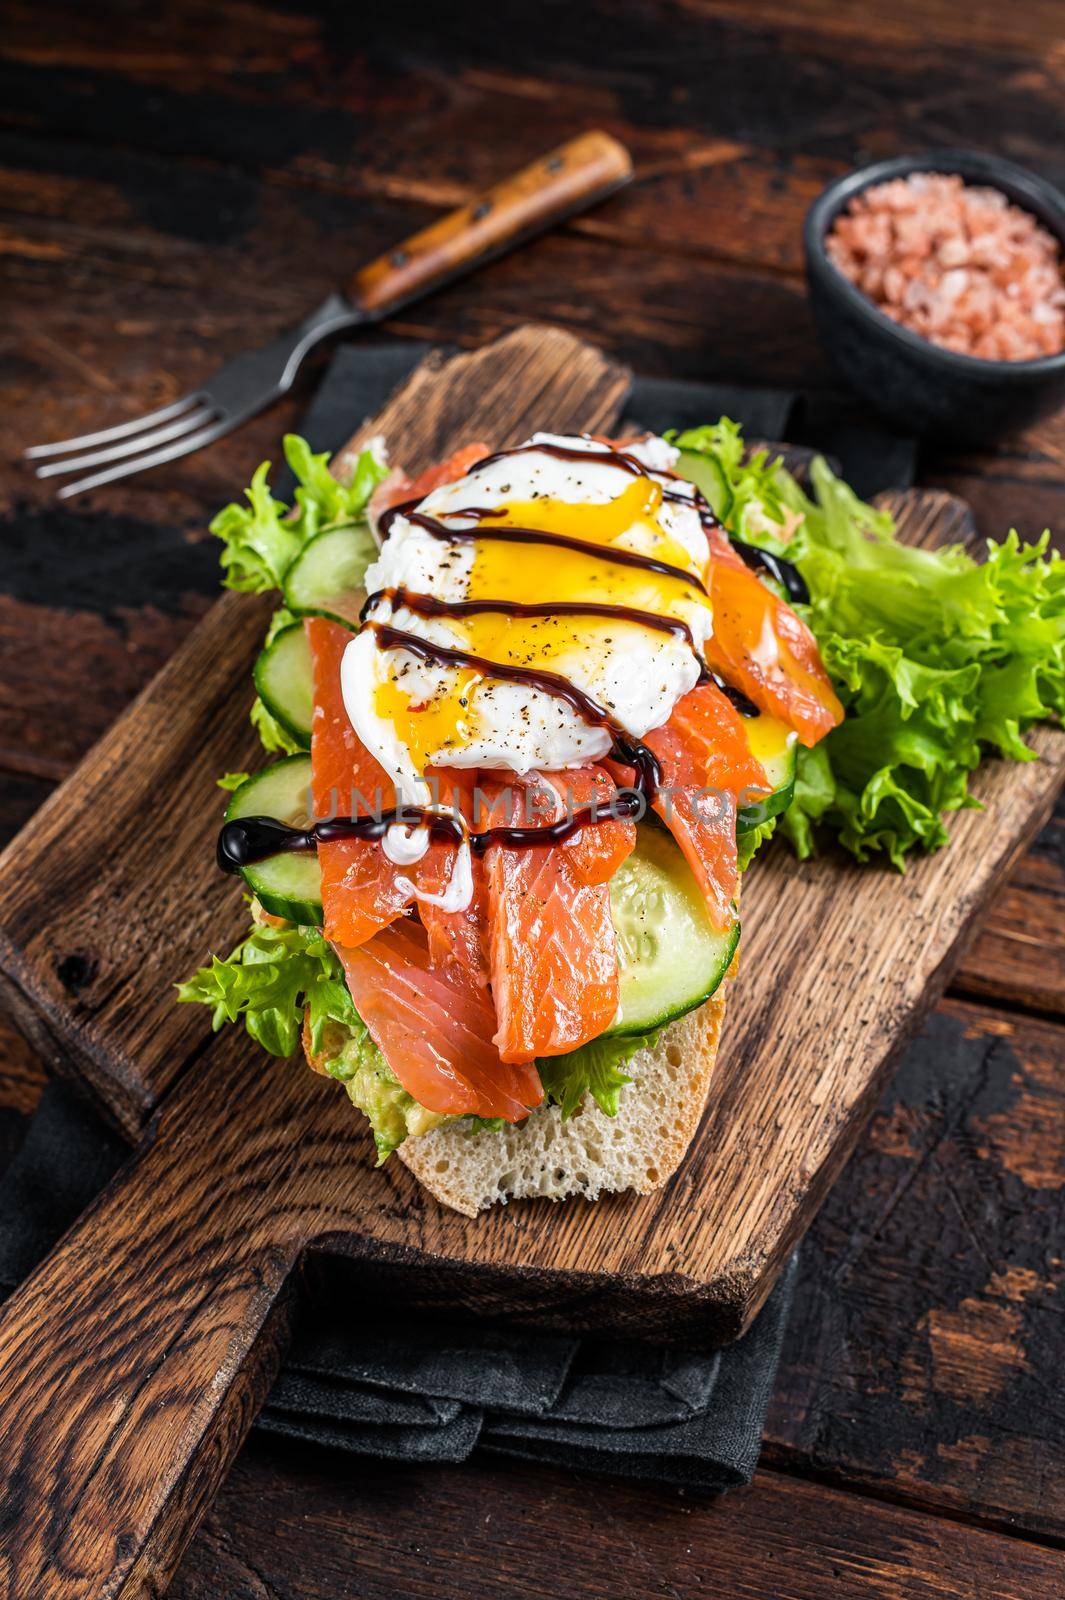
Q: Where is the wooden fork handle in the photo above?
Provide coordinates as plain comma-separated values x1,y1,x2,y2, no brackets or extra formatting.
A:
347,130,633,316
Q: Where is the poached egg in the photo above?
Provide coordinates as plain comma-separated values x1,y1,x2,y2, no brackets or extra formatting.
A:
342,433,714,809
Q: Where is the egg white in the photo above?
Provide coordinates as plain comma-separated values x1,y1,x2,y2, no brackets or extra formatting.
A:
342,433,712,806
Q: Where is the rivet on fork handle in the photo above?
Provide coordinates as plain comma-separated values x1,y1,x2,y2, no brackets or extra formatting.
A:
348,132,634,317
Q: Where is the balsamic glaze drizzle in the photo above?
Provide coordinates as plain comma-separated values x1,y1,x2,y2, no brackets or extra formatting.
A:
218,792,647,874
220,437,789,876
361,587,699,651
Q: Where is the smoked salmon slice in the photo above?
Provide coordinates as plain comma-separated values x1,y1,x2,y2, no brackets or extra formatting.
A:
418,768,492,989
703,557,843,747
419,764,634,994
336,917,542,1121
611,680,769,932
309,614,407,947
368,442,491,530
308,616,461,948
481,774,622,1064
485,766,635,887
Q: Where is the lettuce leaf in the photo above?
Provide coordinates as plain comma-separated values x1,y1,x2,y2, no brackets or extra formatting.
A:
210,433,388,593
737,815,777,872
250,694,303,756
177,919,360,1058
537,1028,660,1120
674,423,1065,867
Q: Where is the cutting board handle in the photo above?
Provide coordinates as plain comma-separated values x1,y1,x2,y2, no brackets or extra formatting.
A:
346,130,633,315
0,1111,300,1600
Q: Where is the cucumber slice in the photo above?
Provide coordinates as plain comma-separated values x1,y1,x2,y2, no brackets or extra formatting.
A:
253,624,313,748
675,448,733,521
738,712,798,830
225,756,322,924
607,824,738,1035
283,523,377,627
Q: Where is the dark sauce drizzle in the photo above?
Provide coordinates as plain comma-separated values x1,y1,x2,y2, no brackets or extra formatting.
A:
220,437,785,875
361,586,699,651
218,790,646,875
381,505,708,595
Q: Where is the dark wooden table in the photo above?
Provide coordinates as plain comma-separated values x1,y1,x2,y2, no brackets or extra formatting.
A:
2,3,1063,1595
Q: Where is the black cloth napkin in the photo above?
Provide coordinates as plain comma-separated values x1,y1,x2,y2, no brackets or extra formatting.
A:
0,339,914,1490
0,1079,793,1490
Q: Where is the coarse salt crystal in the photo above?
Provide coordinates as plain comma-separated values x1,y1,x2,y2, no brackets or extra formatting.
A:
826,171,1065,360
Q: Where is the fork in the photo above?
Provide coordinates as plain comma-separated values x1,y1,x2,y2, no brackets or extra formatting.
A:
25,131,632,498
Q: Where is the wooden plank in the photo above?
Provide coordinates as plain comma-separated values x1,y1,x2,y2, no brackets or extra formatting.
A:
953,796,1065,1016
768,998,1065,1539
168,1445,1065,1600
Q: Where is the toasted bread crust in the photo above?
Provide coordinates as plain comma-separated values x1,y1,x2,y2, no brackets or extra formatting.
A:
305,976,731,1217
394,984,729,1216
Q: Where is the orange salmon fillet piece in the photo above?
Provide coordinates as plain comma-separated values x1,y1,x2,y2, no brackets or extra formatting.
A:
481,774,622,1065
610,681,769,932
336,917,542,1121
308,617,463,948
309,615,407,947
704,557,843,747
417,768,492,989
368,442,491,528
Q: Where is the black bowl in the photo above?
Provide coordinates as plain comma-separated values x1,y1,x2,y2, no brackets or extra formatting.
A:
804,151,1065,444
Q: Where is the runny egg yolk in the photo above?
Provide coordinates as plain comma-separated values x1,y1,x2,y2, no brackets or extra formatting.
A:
374,476,713,770
374,668,479,770
743,710,795,766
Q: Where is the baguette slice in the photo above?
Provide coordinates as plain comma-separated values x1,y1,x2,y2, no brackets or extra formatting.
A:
396,984,728,1217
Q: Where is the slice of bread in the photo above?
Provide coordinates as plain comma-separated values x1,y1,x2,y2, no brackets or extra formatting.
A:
395,984,728,1217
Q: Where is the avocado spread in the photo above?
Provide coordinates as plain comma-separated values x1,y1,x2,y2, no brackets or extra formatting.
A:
318,1020,447,1161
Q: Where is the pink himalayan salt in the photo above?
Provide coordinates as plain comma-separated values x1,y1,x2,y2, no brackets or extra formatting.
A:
826,171,1065,361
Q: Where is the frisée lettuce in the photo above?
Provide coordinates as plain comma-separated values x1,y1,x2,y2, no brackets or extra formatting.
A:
210,436,386,754
673,423,1064,867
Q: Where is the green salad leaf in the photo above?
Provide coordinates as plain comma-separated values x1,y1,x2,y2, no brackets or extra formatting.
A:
537,1028,660,1120
177,919,359,1058
250,694,303,756
210,433,388,594
736,815,777,872
673,424,1065,867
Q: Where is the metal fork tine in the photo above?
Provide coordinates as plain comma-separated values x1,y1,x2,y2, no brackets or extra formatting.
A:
54,417,237,499
34,405,219,480
26,291,362,494
23,393,208,461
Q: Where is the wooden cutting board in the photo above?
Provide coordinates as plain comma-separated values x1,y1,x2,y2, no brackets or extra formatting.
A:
0,325,1061,1600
